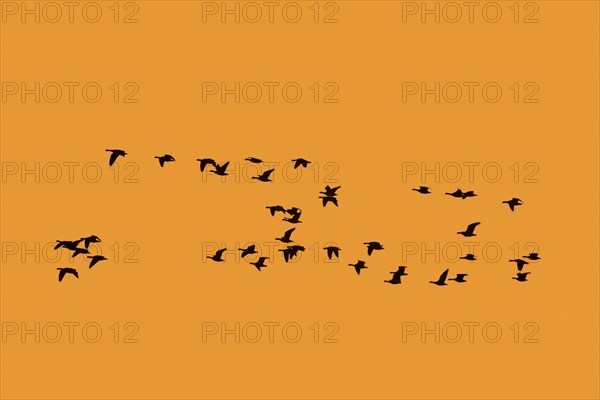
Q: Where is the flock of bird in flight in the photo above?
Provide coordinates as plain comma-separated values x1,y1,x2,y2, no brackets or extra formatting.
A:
52,149,540,283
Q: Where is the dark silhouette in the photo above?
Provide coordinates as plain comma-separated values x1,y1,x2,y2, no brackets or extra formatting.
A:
320,185,341,196
105,149,127,166
252,168,275,182
283,212,302,224
460,254,476,261
457,222,480,237
54,239,83,250
509,258,529,271
324,246,340,260
292,158,311,169
349,260,368,275
210,162,230,176
250,257,268,271
412,186,431,194
445,189,463,198
276,228,296,243
279,246,305,262
81,235,101,249
364,241,384,256
245,157,263,164
207,248,227,262
513,272,530,282
72,248,90,258
320,196,338,207
87,255,107,269
385,266,408,284
238,245,257,258
449,273,468,283
503,198,523,211
523,253,541,261
461,191,477,199
155,154,175,167
430,268,449,286
286,207,301,216
57,267,79,282
196,158,216,172
266,205,287,216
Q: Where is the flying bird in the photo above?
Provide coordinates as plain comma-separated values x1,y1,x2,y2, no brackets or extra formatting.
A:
364,241,384,256
445,189,463,198
57,267,79,282
266,205,287,216
523,253,541,261
412,186,431,194
210,162,230,176
207,248,227,262
503,198,523,211
279,246,305,262
252,168,275,182
250,257,269,271
448,273,468,283
196,158,216,172
245,157,263,164
513,272,530,282
292,158,311,169
286,207,302,216
457,222,480,237
384,266,408,284
276,228,296,243
320,185,341,196
461,191,477,199
460,254,476,261
71,247,90,258
54,239,83,250
87,255,107,269
155,154,175,167
320,196,338,207
283,212,302,224
509,258,529,271
324,246,340,260
238,245,257,258
81,235,101,249
105,149,127,166
430,268,449,286
348,260,368,275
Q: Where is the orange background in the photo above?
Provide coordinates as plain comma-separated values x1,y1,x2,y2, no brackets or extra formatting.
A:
1,1,599,399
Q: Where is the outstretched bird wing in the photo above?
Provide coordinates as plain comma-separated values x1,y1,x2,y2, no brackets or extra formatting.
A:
58,269,66,282
108,152,119,166
215,248,227,258
466,222,480,234
438,268,449,283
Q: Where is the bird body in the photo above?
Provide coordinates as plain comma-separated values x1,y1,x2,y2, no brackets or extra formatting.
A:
252,168,275,182
245,157,263,164
449,273,468,283
81,235,101,249
283,212,302,224
513,272,530,282
320,196,338,207
211,162,230,176
87,255,107,269
105,149,127,166
503,198,523,211
250,257,269,271
412,186,431,194
320,185,341,196
457,222,480,237
349,260,368,275
460,254,476,261
155,154,175,167
207,248,227,262
292,158,311,169
324,246,340,259
385,266,408,284
196,158,216,172
430,269,449,286
238,245,257,258
57,267,79,282
509,258,529,271
364,241,384,256
276,228,296,243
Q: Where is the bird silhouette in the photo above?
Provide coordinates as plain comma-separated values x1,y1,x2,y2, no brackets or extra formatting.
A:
266,205,287,216
364,242,384,256
457,222,480,237
250,257,269,271
513,272,530,282
57,267,79,282
460,254,476,261
71,247,90,258
503,198,523,211
155,154,175,167
207,248,227,262
412,186,431,194
238,245,257,258
105,149,127,166
448,273,468,283
210,162,230,176
196,158,216,172
523,253,541,261
279,246,304,262
445,189,463,198
324,246,340,260
320,185,341,196
54,239,83,250
292,158,311,169
286,207,302,216
276,228,296,243
509,258,529,271
461,191,477,199
349,260,368,275
87,255,107,269
245,157,263,164
320,196,338,207
252,168,275,182
283,212,302,224
384,266,408,284
430,269,449,286
81,235,101,249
